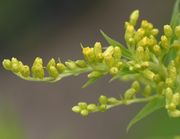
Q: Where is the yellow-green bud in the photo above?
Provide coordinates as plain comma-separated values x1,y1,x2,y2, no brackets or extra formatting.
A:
125,25,135,43
165,87,173,103
75,60,87,68
65,61,76,70
33,57,43,65
134,28,145,42
87,104,97,112
99,104,107,112
143,85,152,97
129,10,139,26
151,28,159,36
164,25,173,37
80,109,89,116
47,58,56,68
165,78,174,87
153,44,161,55
172,93,180,106
48,66,59,78
143,69,155,81
168,110,180,118
132,81,140,91
103,46,114,57
78,102,87,109
94,42,102,56
124,88,136,100
113,46,121,60
108,97,119,104
166,103,176,111
99,95,108,104
31,64,44,79
72,106,81,113
21,65,30,77
160,35,168,48
82,47,95,62
109,67,119,75
88,71,102,78
11,63,19,73
56,63,66,73
2,59,12,70
175,25,180,38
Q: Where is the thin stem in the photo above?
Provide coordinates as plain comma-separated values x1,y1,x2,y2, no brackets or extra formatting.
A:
106,95,161,110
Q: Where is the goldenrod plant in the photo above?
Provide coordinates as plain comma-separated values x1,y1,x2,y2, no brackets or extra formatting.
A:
2,0,180,131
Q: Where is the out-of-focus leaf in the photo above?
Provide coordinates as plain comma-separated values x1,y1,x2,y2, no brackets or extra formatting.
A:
0,103,25,139
170,0,180,30
100,30,132,59
163,47,177,65
127,97,165,132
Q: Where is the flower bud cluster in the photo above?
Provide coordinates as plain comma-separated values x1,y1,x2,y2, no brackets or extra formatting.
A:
3,10,180,119
3,57,30,77
82,42,122,77
72,95,119,116
165,88,180,117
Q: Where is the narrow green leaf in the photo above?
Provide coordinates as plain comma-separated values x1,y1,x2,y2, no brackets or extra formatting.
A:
82,77,101,88
163,47,177,65
170,0,180,29
100,30,132,59
127,97,164,132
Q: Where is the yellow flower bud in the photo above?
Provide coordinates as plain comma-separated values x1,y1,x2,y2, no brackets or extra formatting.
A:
94,42,102,57
143,69,155,81
143,85,152,97
56,63,66,73
129,10,139,26
134,28,145,42
99,104,107,112
47,58,56,70
78,102,87,109
151,28,159,36
2,59,12,70
80,109,89,116
132,81,140,91
168,109,180,118
99,95,108,104
124,88,136,100
72,106,81,113
113,46,121,60
75,60,87,68
164,25,173,38
175,25,180,38
165,87,173,104
108,97,119,104
109,67,119,75
65,61,77,70
172,93,180,106
48,66,59,78
33,57,43,65
31,64,44,79
87,104,97,112
160,35,169,48
153,44,161,55
20,65,30,77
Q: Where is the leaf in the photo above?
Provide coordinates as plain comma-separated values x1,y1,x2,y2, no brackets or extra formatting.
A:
0,103,25,139
100,30,132,59
82,77,101,88
127,97,165,132
163,47,177,65
170,0,180,30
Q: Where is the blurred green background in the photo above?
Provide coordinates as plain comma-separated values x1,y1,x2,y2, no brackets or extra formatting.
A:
0,0,180,139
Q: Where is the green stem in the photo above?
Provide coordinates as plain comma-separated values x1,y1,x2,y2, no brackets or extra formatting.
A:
106,95,161,110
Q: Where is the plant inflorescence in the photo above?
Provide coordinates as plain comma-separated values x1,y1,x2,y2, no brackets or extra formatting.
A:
2,0,180,130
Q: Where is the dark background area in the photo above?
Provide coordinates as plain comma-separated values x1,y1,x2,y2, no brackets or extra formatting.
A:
1,0,179,139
